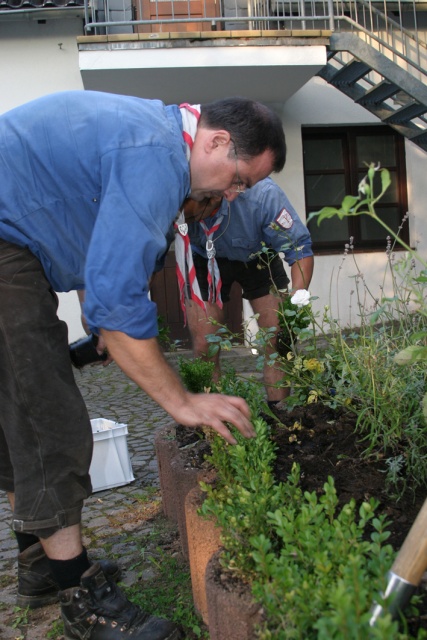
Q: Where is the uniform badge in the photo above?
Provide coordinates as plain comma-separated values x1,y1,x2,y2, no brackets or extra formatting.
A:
178,223,188,236
275,208,294,230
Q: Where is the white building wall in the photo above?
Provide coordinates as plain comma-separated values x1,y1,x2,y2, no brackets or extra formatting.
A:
0,17,84,113
2,21,426,342
0,16,86,341
246,76,427,341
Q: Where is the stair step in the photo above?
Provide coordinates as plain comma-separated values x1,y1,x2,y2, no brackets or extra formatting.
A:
329,59,371,86
382,102,427,124
356,81,400,105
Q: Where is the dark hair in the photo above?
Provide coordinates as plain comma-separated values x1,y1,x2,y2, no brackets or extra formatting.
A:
200,97,286,173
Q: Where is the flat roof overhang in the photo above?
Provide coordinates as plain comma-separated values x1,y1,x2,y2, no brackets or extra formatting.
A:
78,34,329,103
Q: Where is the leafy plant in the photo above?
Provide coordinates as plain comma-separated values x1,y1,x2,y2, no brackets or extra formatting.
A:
309,162,427,373
11,605,29,629
183,164,427,637
46,618,64,639
199,419,425,639
205,325,240,359
157,315,180,352
200,414,288,581
241,165,427,494
276,289,312,356
178,357,215,393
251,468,423,639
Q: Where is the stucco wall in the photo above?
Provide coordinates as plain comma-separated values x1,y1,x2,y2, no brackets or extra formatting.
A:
244,77,427,339
0,17,84,113
0,15,86,341
2,22,426,342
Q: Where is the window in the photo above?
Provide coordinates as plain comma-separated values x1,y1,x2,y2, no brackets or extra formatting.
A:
302,126,409,253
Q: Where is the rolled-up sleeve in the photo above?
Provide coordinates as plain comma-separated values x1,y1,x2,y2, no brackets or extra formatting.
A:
261,184,313,266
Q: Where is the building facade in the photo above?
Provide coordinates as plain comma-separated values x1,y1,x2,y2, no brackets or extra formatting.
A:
1,0,426,343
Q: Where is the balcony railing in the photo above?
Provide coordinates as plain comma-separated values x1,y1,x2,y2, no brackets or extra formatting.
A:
84,0,335,34
83,0,427,38
82,0,427,86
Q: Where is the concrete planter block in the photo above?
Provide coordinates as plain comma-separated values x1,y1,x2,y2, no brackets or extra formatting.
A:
205,550,263,640
185,484,222,624
154,423,180,522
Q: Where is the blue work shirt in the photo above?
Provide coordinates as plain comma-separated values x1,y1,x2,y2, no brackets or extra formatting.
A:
0,91,189,339
188,178,313,266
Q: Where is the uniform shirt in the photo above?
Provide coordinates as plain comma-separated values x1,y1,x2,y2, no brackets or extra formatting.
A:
0,91,189,339
188,177,313,266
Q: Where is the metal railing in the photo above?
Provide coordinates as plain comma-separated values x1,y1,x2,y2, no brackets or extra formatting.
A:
83,0,427,85
84,0,427,35
85,0,335,33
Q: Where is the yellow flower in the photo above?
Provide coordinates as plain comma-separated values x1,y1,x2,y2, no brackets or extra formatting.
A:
303,358,324,373
307,390,319,404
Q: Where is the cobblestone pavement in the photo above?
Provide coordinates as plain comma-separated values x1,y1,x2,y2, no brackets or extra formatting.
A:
0,347,259,639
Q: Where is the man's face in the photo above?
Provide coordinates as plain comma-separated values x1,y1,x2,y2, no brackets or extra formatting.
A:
182,196,223,223
189,130,274,203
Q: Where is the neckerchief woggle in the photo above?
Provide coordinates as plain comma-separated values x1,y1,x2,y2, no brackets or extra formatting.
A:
174,103,224,324
199,216,224,308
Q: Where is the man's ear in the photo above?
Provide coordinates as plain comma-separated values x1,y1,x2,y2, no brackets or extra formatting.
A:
205,130,231,153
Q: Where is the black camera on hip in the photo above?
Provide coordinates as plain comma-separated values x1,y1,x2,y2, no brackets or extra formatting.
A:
69,334,108,369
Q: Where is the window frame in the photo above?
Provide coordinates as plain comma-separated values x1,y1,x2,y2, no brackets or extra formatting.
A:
302,125,409,254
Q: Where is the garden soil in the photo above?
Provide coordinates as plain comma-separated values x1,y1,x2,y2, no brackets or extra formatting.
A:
176,401,427,634
267,402,427,635
270,402,426,551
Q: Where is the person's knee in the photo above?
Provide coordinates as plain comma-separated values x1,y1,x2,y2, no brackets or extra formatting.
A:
192,332,210,356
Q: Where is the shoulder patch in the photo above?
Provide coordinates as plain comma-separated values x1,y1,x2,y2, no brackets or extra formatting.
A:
275,208,294,230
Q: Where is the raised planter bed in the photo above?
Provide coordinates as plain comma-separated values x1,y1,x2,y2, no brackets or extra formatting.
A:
185,483,222,624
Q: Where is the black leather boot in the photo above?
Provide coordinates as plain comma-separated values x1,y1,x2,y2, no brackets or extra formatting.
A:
17,543,121,609
60,563,182,640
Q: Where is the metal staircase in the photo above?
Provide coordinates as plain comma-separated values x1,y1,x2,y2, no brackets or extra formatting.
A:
316,2,427,152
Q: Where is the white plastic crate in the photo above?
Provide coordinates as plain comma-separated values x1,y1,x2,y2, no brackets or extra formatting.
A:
90,418,135,492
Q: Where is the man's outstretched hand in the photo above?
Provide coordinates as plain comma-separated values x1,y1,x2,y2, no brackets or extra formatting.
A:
171,392,255,445
100,330,256,445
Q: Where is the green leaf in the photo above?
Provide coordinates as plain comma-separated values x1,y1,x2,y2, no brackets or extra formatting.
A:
381,167,391,193
394,345,427,365
307,207,341,226
341,195,359,214
207,344,220,358
205,334,222,343
410,330,427,342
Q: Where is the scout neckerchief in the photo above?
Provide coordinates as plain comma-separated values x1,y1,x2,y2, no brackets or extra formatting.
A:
175,103,225,319
199,215,224,308
174,103,205,323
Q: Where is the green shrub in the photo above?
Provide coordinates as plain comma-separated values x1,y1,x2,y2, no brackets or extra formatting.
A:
196,164,427,637
243,165,427,494
251,471,403,639
178,357,215,393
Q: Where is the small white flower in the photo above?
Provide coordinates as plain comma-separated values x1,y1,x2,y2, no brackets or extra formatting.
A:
358,176,368,194
290,289,310,308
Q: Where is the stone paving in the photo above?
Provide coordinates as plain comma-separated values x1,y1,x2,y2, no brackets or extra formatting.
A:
0,347,259,639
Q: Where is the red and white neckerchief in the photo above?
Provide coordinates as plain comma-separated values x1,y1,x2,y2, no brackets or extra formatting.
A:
174,208,205,323
175,103,226,317
199,216,224,308
174,103,205,323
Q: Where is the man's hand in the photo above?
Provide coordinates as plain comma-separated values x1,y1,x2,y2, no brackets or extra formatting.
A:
94,333,114,367
100,330,256,444
171,393,254,445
